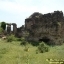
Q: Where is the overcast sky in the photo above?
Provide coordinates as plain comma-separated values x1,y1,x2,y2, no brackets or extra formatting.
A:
0,0,64,27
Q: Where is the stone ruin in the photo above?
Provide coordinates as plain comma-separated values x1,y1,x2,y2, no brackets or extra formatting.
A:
3,11,64,45
25,11,64,45
5,23,25,38
0,23,17,38
16,25,25,38
6,23,17,34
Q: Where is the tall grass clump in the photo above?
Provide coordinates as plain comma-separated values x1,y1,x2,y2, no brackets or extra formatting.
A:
37,41,49,53
7,34,17,42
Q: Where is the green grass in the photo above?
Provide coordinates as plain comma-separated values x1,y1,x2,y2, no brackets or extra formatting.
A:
0,38,64,64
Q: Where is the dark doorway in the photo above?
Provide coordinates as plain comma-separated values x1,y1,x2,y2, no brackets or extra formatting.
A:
39,37,55,45
39,37,50,44
39,37,50,42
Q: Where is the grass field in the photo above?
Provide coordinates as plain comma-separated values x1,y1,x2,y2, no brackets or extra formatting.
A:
0,38,64,64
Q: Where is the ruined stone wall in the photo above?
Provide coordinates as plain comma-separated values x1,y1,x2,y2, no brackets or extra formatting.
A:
25,11,64,45
12,23,17,34
6,23,11,34
15,25,25,38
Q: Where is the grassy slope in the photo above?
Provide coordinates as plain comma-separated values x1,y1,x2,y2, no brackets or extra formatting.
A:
0,39,64,64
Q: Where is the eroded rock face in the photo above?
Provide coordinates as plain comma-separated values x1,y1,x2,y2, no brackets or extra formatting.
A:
25,11,64,45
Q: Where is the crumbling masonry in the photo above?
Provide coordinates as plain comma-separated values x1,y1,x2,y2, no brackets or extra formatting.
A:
6,23,17,34
5,11,64,45
25,11,64,45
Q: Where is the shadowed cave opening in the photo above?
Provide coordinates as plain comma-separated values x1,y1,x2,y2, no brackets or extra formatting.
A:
39,37,51,45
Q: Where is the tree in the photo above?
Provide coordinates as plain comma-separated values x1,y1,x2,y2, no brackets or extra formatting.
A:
1,21,6,30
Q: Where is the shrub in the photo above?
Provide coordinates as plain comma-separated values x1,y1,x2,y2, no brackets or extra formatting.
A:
29,41,39,46
20,37,27,45
17,38,22,41
21,37,25,41
1,22,6,30
37,42,49,53
0,27,3,33
21,41,27,45
7,34,17,42
12,37,24,41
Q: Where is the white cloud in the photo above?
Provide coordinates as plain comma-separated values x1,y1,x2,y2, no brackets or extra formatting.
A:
0,0,63,15
0,0,41,14
0,0,53,14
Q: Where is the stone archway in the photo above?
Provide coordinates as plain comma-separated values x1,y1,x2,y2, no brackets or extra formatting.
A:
6,23,17,34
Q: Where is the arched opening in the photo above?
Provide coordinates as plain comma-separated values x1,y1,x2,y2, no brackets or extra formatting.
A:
39,37,50,42
11,25,13,31
39,37,54,45
5,25,7,31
